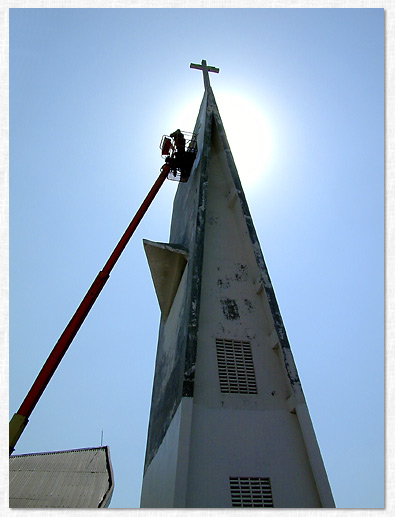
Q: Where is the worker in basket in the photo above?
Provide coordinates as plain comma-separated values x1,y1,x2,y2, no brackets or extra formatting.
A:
162,129,196,182
169,129,188,181
170,129,186,155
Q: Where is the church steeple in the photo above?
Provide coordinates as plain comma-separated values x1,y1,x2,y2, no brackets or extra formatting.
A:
140,62,334,508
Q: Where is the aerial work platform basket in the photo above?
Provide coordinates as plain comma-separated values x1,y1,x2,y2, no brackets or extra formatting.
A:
160,130,197,182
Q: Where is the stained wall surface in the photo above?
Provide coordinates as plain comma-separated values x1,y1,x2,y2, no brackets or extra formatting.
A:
142,91,211,476
184,123,321,508
141,86,334,508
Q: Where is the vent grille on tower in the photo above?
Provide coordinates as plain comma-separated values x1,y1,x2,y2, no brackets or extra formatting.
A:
216,339,257,394
229,477,273,507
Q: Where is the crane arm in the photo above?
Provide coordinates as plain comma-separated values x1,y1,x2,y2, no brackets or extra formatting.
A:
9,164,170,455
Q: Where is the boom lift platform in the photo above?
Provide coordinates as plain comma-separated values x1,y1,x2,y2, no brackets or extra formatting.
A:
160,130,197,183
9,130,197,455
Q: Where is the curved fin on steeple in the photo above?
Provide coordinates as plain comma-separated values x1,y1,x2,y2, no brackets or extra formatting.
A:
143,240,188,319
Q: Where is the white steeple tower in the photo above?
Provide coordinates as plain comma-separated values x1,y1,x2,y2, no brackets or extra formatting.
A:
140,61,335,508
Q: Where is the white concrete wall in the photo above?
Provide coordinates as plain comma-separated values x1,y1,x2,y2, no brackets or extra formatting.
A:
186,406,320,507
185,128,321,507
153,263,189,398
140,265,192,508
140,398,193,507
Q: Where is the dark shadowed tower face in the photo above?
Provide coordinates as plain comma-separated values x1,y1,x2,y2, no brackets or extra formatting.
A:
140,61,335,509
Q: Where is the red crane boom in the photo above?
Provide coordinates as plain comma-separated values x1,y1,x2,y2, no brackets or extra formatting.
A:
9,159,177,455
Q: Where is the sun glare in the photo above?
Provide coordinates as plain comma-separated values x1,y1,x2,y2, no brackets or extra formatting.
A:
217,91,274,190
171,91,275,191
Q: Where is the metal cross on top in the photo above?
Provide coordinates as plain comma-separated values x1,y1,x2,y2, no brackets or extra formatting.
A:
190,59,220,90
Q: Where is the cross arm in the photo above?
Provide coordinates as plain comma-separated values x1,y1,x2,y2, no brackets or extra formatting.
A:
190,62,220,74
190,59,220,90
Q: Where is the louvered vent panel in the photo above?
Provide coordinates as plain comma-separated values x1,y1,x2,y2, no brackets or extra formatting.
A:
216,339,257,394
229,477,273,507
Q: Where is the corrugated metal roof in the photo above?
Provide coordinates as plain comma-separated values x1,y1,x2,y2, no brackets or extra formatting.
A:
9,446,114,508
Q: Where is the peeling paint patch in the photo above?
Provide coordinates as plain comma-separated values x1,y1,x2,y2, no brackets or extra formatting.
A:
281,348,301,387
217,277,230,289
221,298,240,320
184,364,196,382
244,298,254,312
234,263,248,282
208,214,219,225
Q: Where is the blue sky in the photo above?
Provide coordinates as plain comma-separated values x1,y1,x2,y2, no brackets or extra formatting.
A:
9,7,383,509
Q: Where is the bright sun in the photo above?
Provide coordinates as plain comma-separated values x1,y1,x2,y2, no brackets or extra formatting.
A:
216,92,274,189
171,91,274,191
